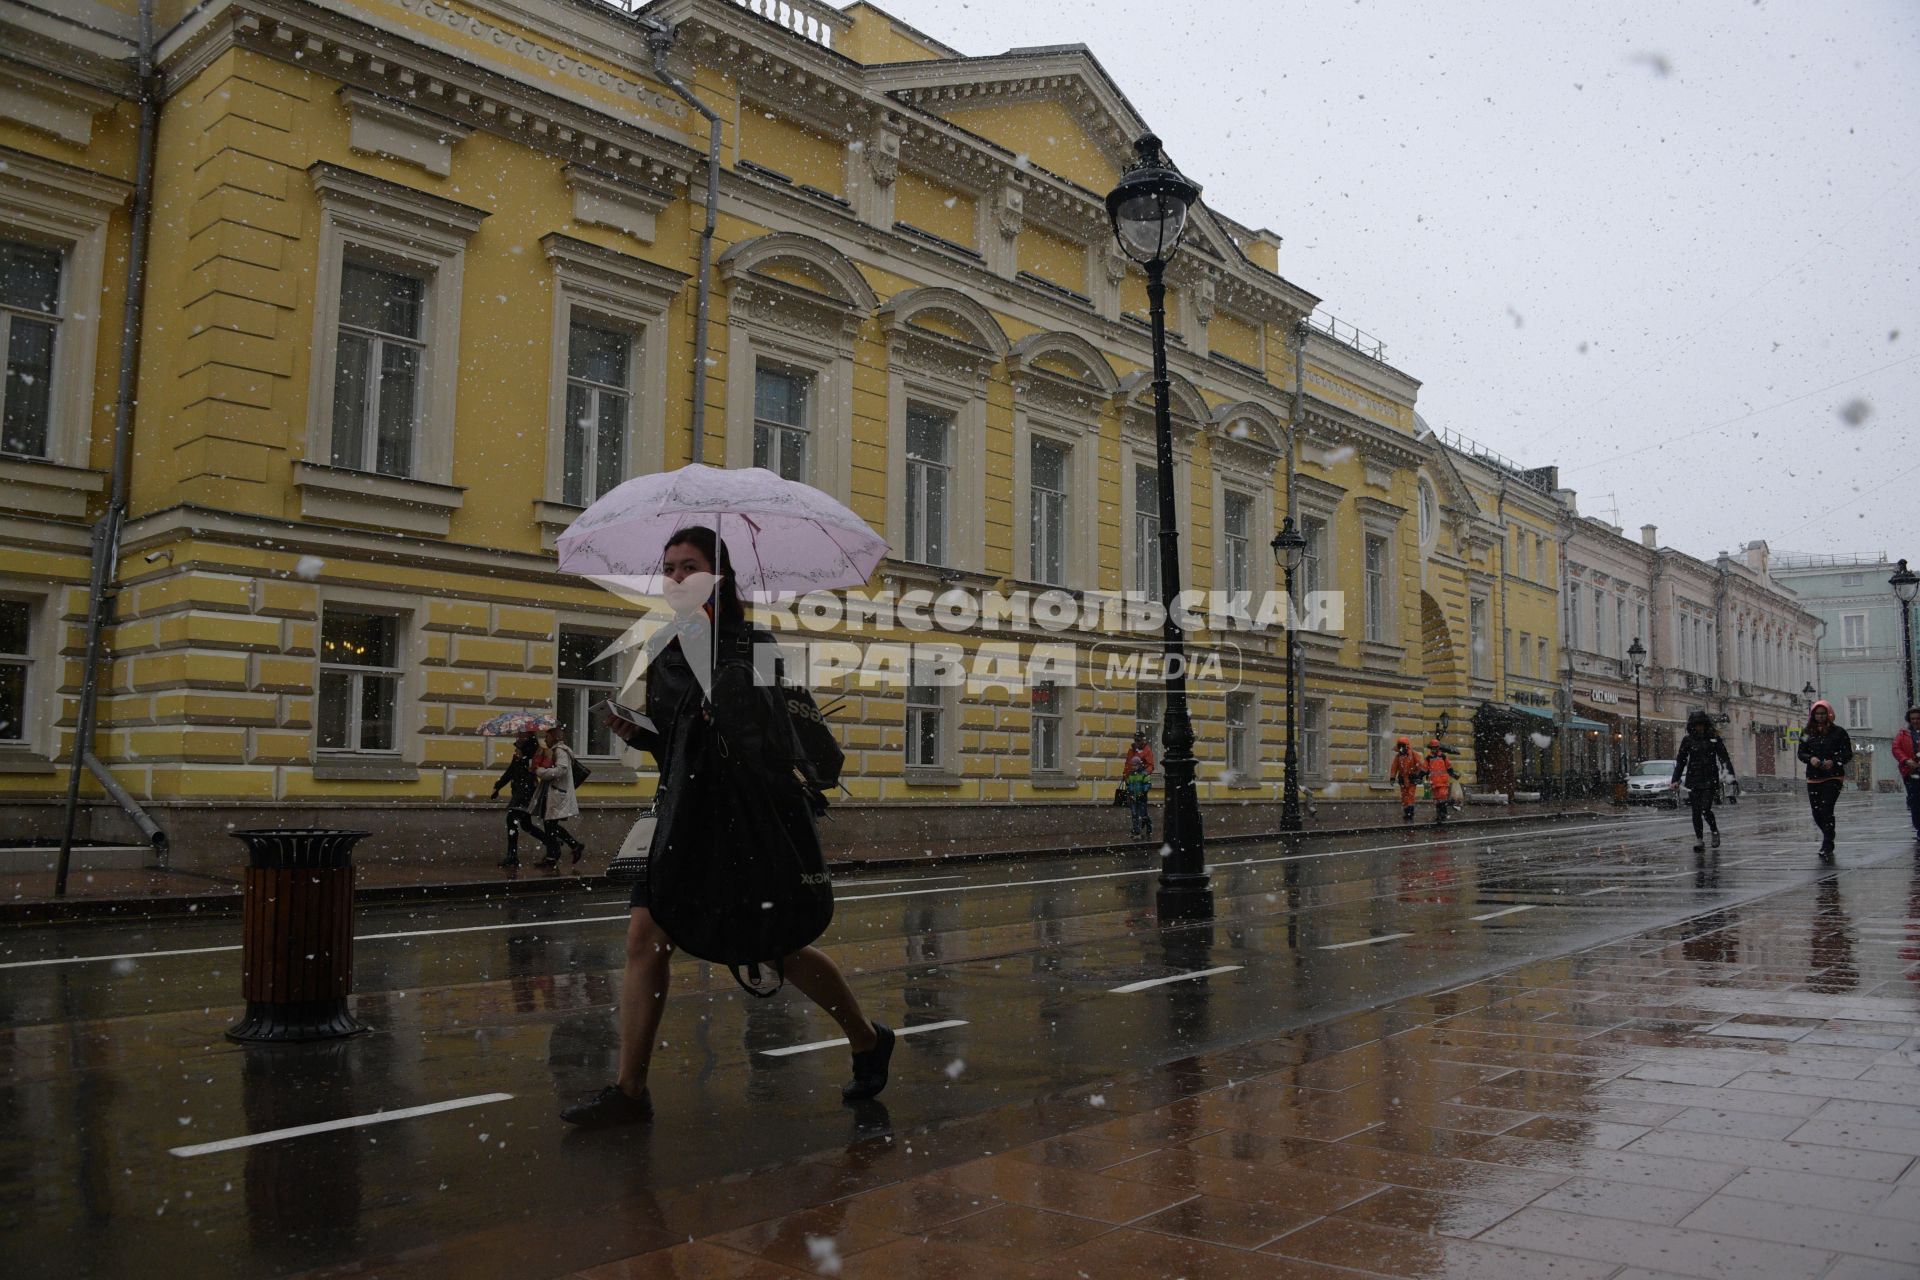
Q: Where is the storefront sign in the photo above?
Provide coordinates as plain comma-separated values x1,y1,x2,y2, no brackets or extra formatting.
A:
1588,689,1621,704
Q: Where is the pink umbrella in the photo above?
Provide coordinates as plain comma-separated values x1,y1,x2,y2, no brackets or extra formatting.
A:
555,464,887,595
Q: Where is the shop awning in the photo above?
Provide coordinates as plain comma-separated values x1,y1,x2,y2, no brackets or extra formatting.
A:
1476,702,1608,733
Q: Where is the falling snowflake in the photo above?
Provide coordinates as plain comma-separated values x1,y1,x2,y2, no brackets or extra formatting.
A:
806,1235,843,1276
944,1058,966,1079
294,555,325,580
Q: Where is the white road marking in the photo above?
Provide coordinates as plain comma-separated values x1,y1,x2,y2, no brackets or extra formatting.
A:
1318,932,1413,951
169,1092,513,1158
1470,905,1538,922
0,817,1654,971
839,874,966,888
1581,886,1627,896
760,1018,968,1058
1110,965,1244,993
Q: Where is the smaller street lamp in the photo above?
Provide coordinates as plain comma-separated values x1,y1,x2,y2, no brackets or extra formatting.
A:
1270,517,1308,831
1802,681,1816,706
1627,636,1647,767
1891,558,1918,710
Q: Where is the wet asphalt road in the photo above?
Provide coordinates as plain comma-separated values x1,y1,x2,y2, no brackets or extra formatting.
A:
2,793,1916,1278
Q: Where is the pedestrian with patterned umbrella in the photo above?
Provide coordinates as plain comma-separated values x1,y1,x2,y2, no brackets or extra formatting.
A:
480,712,557,869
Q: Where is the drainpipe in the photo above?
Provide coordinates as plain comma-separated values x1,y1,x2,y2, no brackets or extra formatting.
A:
56,0,164,893
641,17,721,467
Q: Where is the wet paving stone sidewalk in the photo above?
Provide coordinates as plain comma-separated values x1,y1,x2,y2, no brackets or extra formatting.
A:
574,857,1920,1280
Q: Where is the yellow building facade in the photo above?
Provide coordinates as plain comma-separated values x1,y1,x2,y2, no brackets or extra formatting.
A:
0,0,1547,865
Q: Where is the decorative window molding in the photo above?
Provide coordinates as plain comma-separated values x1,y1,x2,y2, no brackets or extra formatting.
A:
537,233,683,548
719,233,871,499
292,461,465,536
304,163,486,534
1117,371,1203,597
1007,332,1113,590
312,588,421,779
0,146,129,475
565,163,675,245
880,288,1005,575
340,86,472,178
0,67,119,148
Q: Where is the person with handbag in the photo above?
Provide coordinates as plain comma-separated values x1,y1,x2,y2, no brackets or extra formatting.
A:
491,733,560,868
561,526,891,1129
1671,710,1734,853
532,725,588,868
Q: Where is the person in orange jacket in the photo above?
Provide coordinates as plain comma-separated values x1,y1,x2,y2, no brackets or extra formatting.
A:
1425,741,1454,825
1389,736,1425,823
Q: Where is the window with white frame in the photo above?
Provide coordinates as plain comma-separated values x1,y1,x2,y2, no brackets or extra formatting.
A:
1536,636,1548,680
1300,697,1326,779
317,608,402,753
753,362,810,483
1534,535,1547,583
1568,584,1581,651
557,628,620,759
1705,622,1716,677
904,681,944,769
1029,436,1069,586
1136,689,1163,758
1222,489,1253,596
329,261,425,477
1030,679,1063,773
1514,529,1528,579
1503,627,1513,674
1366,704,1390,779
1469,598,1489,679
1636,604,1646,654
1846,696,1870,730
1299,515,1327,598
904,403,952,566
1841,613,1867,651
0,598,30,742
1616,598,1627,660
562,321,631,506
1593,588,1606,656
1364,535,1388,642
1133,464,1162,598
1225,691,1254,778
1,239,62,458
1841,573,1863,586
1416,480,1436,552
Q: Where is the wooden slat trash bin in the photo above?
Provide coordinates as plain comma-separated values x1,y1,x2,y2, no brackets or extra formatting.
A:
227,828,372,1043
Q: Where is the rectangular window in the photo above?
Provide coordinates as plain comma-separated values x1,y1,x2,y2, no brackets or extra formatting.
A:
557,629,619,759
1841,573,1863,586
1593,588,1605,656
317,609,401,753
1841,613,1867,650
1029,437,1069,585
1568,586,1581,651
0,598,29,742
0,239,62,458
1616,598,1627,660
1030,679,1062,773
753,364,810,483
1503,627,1513,674
562,321,630,507
330,261,424,477
1705,622,1716,678
1364,535,1388,642
1300,698,1326,778
904,404,951,566
1516,630,1528,675
1514,530,1528,579
1635,604,1646,653
1470,598,1489,679
1133,464,1161,598
1225,692,1254,777
1222,489,1253,596
1846,696,1870,730
1136,690,1163,758
1536,636,1548,680
1299,516,1326,598
1366,704,1390,779
905,682,943,769
1534,535,1547,583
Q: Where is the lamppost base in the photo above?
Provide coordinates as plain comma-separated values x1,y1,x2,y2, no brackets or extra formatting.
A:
1156,878,1214,923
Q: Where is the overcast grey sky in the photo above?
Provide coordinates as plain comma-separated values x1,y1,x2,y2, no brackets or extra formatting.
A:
883,0,1918,561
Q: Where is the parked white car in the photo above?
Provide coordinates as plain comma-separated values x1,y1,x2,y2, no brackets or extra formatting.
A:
1626,760,1686,808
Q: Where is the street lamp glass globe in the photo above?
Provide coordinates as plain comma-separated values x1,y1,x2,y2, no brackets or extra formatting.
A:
1106,135,1201,267
1891,558,1919,603
1627,637,1646,663
1270,516,1308,572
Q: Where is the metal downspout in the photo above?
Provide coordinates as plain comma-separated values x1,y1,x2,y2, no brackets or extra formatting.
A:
643,19,721,467
55,0,164,893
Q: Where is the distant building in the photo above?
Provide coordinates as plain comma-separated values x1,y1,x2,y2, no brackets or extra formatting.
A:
1772,553,1916,790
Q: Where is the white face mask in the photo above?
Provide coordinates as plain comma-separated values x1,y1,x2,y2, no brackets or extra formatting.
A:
662,570,718,616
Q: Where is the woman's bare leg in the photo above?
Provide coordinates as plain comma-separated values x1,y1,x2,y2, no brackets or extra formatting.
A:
617,908,674,1096
783,945,877,1051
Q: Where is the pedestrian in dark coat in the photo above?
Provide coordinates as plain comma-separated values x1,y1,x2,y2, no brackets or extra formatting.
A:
490,735,558,868
1672,710,1734,852
561,525,892,1130
1893,707,1920,838
1797,699,1854,858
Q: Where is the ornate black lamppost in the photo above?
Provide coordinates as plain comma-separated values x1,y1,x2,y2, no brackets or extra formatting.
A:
1628,636,1646,766
1107,135,1206,919
1270,517,1307,831
1891,558,1918,709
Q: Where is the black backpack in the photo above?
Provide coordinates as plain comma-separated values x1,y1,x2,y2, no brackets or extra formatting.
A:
782,683,845,801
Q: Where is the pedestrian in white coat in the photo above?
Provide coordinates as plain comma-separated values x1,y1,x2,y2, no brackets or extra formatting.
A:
534,725,587,867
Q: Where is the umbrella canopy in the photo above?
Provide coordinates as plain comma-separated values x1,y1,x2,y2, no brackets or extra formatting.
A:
555,464,887,595
476,711,556,737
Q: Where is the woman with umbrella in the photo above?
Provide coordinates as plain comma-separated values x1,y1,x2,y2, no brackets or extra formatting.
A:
556,471,895,1128
490,730,558,868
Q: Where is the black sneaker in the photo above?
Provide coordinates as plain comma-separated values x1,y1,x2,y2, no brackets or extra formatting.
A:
1711,832,1721,849
561,1084,653,1128
1692,841,1705,853
842,1023,895,1102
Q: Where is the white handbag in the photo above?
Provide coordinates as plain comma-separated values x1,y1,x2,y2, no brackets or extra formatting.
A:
604,808,656,884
